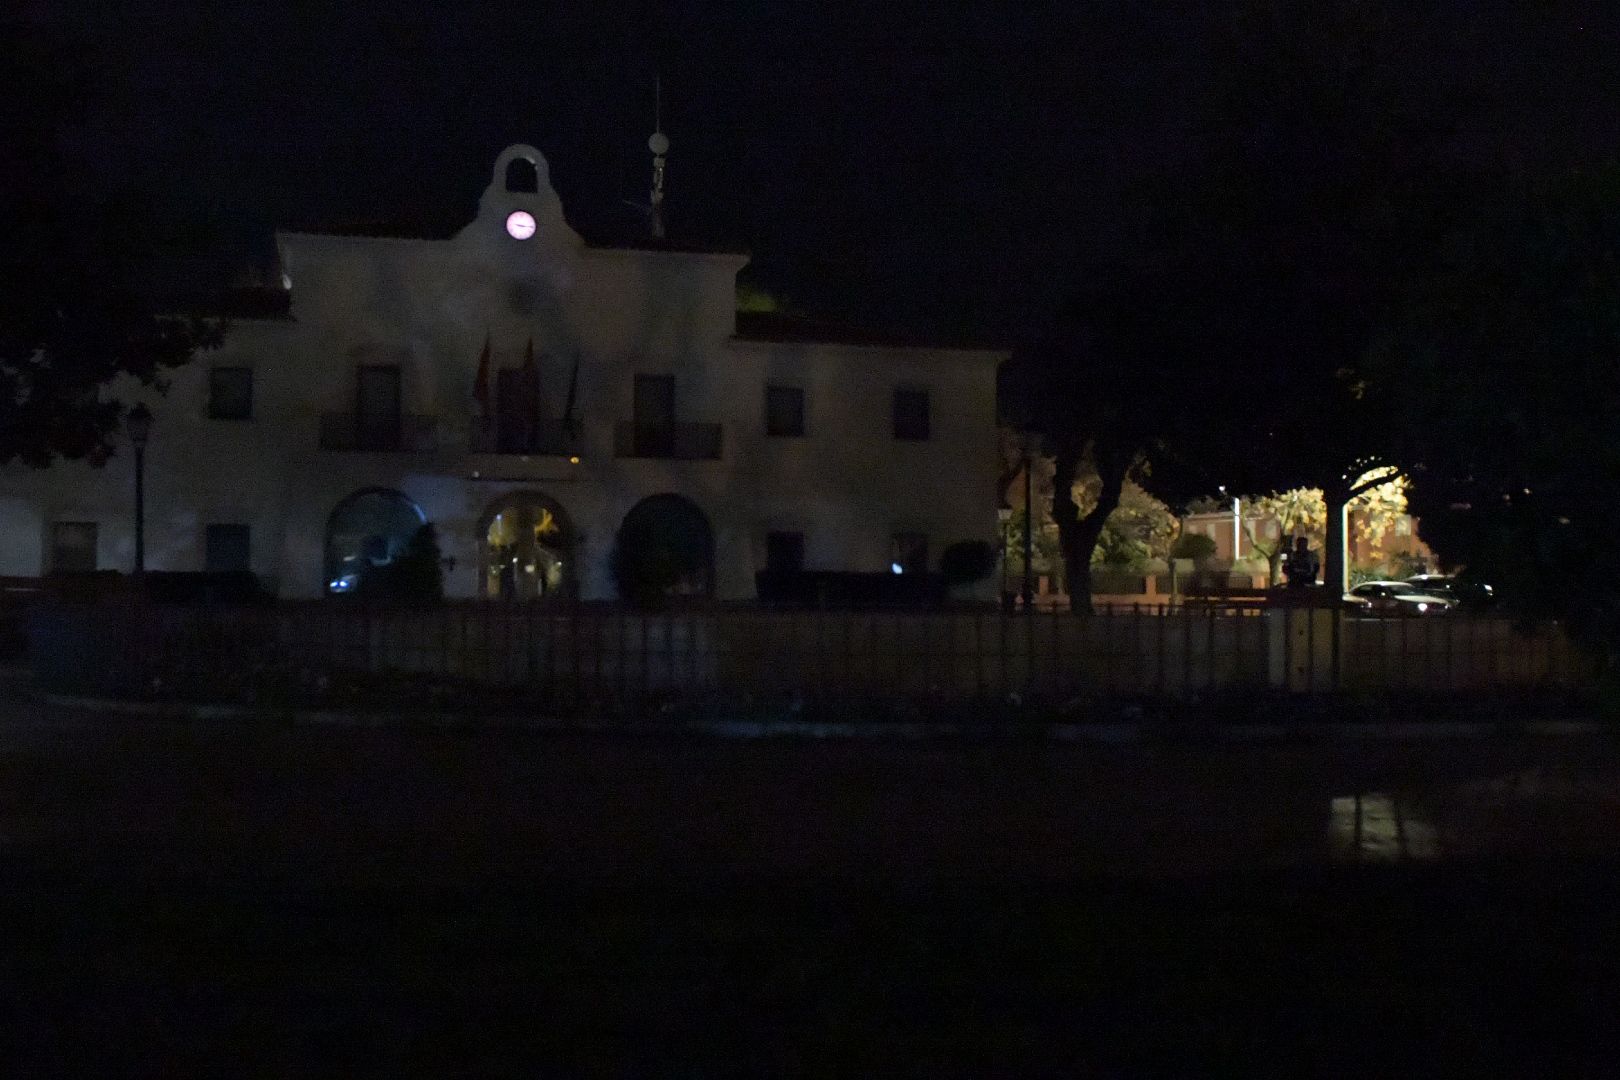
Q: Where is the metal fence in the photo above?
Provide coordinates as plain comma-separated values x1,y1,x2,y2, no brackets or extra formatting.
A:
31,600,1597,710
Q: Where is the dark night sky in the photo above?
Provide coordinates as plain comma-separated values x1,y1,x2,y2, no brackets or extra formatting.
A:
22,1,1620,341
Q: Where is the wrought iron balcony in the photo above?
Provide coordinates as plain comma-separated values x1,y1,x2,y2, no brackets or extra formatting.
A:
469,417,582,456
319,413,438,452
614,422,723,460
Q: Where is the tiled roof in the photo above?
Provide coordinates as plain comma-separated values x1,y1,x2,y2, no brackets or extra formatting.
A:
284,216,748,256
162,287,293,321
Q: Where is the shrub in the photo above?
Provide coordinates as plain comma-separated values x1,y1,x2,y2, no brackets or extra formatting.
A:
940,540,996,585
356,523,444,601
1170,532,1217,562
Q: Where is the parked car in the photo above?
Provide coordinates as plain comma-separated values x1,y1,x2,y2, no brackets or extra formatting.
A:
1404,574,1496,609
1346,580,1455,616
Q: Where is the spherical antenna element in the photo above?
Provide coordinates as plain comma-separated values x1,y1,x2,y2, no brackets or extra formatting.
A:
648,132,670,156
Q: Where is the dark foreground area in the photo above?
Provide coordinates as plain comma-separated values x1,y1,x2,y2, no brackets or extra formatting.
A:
1,688,1617,1076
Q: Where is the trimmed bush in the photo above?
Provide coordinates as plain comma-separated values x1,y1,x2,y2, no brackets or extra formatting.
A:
1170,532,1217,562
940,540,996,585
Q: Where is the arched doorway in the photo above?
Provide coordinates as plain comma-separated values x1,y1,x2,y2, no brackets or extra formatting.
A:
478,491,575,599
613,494,715,601
325,488,426,595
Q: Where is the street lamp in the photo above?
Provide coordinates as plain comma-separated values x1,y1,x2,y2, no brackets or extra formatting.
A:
126,403,153,576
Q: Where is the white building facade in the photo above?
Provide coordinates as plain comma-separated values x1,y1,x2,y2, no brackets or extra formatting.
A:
0,146,1004,600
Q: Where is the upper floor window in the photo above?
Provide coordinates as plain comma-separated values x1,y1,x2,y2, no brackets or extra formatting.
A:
209,366,253,420
892,387,930,441
765,384,805,437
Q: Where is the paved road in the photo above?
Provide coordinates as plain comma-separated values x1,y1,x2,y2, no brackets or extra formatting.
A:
0,680,1616,882
3,677,1619,1076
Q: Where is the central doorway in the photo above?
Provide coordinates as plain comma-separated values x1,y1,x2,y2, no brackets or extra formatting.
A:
477,491,575,599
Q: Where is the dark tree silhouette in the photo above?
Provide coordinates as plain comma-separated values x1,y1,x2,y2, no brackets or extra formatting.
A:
0,24,220,467
1001,263,1227,612
1373,165,1620,653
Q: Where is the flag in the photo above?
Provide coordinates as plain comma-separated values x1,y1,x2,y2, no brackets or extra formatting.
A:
472,333,492,416
563,351,580,438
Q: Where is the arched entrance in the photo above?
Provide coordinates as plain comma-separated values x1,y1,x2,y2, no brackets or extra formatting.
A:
613,493,715,600
325,488,426,595
478,491,575,599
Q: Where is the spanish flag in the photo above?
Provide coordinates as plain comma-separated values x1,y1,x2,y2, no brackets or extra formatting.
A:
472,333,492,415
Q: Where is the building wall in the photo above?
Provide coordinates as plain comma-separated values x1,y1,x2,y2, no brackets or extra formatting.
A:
0,145,1003,600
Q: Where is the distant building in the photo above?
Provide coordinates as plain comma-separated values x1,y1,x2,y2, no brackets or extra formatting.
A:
0,146,1004,599
1180,506,1432,577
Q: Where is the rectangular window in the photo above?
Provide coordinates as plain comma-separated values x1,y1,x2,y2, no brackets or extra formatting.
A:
766,531,805,575
204,523,251,573
208,366,253,420
891,531,928,574
50,521,97,573
892,388,930,441
633,373,676,456
1395,516,1413,537
765,385,805,437
356,364,402,449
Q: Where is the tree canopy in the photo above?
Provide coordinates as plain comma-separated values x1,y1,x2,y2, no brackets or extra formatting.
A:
0,24,219,467
1373,164,1620,645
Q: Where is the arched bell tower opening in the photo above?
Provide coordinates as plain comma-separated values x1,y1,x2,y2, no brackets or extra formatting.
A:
505,156,538,193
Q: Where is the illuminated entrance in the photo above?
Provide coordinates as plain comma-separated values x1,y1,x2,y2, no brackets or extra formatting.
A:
478,492,574,599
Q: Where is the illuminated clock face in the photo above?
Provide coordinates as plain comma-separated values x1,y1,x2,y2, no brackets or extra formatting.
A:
505,210,536,240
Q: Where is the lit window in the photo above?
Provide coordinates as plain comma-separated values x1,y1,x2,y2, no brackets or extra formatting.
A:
1395,516,1413,537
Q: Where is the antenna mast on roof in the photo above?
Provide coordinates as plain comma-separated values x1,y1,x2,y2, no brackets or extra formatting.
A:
648,75,669,240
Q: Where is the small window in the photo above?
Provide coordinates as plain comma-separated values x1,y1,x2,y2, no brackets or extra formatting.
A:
892,388,930,441
1395,516,1413,537
765,385,805,437
205,523,251,573
766,531,805,575
50,521,97,573
505,157,539,193
209,367,253,420
891,531,928,575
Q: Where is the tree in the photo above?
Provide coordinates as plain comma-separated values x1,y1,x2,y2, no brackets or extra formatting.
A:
1240,470,1406,585
388,524,446,602
0,24,220,467
1001,264,1229,612
1242,489,1327,586
1136,0,1485,593
1371,164,1620,653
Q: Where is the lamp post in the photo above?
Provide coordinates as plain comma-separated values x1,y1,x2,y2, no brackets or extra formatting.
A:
1022,433,1036,611
126,403,153,576
997,506,1013,608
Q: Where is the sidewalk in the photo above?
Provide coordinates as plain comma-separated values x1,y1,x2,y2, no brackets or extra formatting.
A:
32,682,1611,742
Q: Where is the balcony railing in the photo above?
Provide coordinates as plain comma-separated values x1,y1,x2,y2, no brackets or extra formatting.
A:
319,413,438,452
469,417,582,457
614,422,723,460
